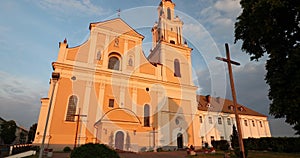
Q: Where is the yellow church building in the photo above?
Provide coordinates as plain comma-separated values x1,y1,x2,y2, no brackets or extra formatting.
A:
34,0,271,152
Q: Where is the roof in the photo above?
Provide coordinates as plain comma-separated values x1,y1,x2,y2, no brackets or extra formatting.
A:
0,117,6,123
159,0,173,6
89,18,144,39
197,95,267,117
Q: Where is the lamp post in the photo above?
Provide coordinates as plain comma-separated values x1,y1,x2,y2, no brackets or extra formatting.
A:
216,43,245,158
39,72,60,158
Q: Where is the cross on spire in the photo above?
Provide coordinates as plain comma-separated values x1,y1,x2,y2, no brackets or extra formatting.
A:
117,8,121,18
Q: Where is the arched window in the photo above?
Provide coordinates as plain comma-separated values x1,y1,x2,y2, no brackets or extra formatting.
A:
66,95,77,122
174,59,181,77
108,54,120,70
167,8,171,20
144,104,150,127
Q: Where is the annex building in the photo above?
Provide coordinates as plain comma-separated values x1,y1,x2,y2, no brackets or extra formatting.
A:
34,0,271,152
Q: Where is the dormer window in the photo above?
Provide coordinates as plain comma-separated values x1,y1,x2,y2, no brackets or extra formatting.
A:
238,107,245,112
206,103,211,108
228,105,234,111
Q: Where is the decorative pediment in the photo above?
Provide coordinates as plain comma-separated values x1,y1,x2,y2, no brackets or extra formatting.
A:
89,18,144,39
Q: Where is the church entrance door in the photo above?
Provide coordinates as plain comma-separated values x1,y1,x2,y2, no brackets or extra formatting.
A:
115,131,124,150
177,133,183,149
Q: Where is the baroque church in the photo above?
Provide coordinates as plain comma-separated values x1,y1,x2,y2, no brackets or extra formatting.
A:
34,0,271,152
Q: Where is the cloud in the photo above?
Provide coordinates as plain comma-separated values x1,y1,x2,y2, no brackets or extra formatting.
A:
214,0,241,16
269,118,296,137
233,62,270,115
0,71,47,129
194,0,242,45
36,0,107,17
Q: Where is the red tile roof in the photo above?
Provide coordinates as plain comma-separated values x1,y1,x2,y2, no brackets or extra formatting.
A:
197,95,267,117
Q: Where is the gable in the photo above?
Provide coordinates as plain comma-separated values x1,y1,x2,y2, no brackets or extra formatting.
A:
89,18,144,39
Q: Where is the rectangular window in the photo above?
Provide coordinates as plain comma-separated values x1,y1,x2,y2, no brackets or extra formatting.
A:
259,121,263,127
109,99,114,108
244,120,248,126
208,117,213,124
227,118,231,125
218,117,222,124
220,136,224,140
199,116,203,123
252,120,255,127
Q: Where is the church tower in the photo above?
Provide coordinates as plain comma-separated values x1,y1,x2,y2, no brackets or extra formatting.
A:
149,0,193,86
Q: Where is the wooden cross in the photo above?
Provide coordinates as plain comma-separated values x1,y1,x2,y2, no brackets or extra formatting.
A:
73,108,87,149
216,43,245,158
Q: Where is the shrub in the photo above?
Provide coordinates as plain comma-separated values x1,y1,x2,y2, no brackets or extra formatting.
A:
211,140,230,151
70,143,119,158
140,147,147,152
243,137,300,153
156,147,163,152
63,146,71,152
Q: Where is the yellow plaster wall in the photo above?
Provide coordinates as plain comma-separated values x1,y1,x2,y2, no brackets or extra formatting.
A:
139,63,156,75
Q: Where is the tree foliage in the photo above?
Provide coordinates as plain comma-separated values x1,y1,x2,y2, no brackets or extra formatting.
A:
230,125,239,149
0,120,17,144
27,123,37,143
235,0,300,134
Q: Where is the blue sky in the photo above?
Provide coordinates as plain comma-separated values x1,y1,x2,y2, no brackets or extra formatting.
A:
0,0,296,137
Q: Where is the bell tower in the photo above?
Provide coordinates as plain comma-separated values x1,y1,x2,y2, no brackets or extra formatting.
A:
152,0,184,47
149,0,193,85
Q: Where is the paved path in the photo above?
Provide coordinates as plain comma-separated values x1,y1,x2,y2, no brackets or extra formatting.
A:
52,151,188,158
119,151,187,158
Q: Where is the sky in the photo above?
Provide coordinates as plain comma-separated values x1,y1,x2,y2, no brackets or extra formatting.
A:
0,0,296,137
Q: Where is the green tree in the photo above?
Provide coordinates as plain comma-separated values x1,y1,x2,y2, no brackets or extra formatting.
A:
230,125,239,149
235,0,300,134
0,120,17,144
230,125,248,157
27,123,37,143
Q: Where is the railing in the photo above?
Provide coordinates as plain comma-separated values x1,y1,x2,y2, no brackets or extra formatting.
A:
0,144,38,157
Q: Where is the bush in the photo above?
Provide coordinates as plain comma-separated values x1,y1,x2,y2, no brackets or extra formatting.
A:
233,147,248,158
244,137,300,153
63,146,71,152
156,147,163,152
70,143,119,158
211,140,230,151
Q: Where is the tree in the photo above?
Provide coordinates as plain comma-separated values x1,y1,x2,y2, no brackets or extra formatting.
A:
230,125,248,157
0,120,17,144
27,123,37,143
230,125,239,149
235,0,300,134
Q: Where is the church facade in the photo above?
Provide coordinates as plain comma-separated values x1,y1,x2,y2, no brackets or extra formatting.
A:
34,0,271,152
